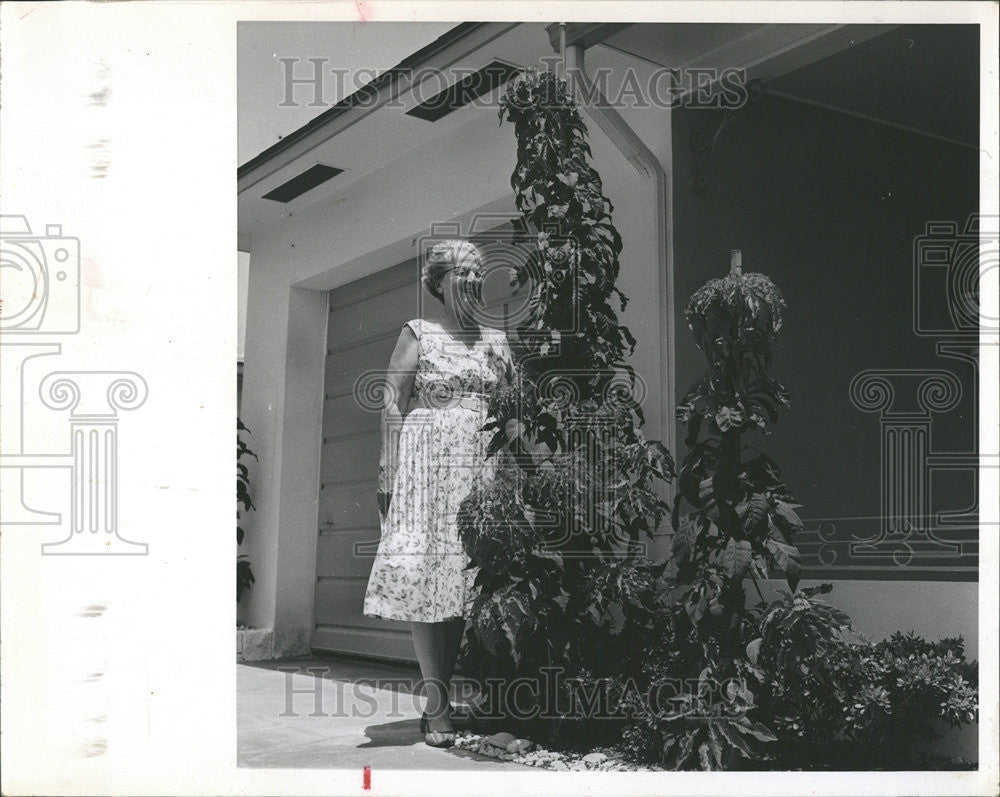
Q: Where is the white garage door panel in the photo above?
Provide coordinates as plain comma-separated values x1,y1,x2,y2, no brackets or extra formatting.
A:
314,578,410,632
314,256,422,662
316,530,381,579
328,282,421,347
323,393,382,438
312,625,415,661
323,393,380,437
320,435,379,486
324,337,399,397
320,481,380,530
328,259,416,309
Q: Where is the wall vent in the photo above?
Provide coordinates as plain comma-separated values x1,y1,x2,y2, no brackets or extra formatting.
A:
262,164,344,203
405,60,521,122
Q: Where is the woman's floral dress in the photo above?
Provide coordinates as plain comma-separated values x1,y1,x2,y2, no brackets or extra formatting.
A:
363,318,512,622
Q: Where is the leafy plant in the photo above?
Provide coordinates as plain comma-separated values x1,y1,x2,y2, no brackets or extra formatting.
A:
614,583,979,770
673,269,799,599
455,67,674,736
237,417,257,603
747,588,979,769
611,258,804,769
611,605,777,771
744,583,854,749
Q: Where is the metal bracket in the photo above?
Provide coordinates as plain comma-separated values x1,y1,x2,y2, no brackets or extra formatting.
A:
690,78,765,193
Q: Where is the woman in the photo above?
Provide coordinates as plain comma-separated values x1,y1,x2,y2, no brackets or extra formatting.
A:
363,239,514,747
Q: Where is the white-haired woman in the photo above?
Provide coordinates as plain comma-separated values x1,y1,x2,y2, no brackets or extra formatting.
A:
363,239,514,747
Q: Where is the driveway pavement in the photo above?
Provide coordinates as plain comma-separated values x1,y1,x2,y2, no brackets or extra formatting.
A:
238,655,534,771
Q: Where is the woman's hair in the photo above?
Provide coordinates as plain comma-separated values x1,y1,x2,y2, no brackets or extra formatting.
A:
421,239,485,304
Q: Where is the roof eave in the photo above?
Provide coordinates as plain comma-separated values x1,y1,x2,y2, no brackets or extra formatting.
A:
238,21,505,183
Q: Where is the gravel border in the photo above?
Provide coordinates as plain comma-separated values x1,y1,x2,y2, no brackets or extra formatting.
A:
453,731,663,771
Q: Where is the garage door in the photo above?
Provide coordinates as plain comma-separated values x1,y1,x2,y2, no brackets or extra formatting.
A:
313,229,532,661
313,256,422,660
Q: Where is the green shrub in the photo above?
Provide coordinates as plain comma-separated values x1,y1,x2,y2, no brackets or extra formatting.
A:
611,584,979,770
628,230,805,769
749,587,978,769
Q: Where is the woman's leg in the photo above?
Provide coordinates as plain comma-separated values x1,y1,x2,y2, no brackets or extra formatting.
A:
442,617,465,687
441,617,470,717
411,621,451,730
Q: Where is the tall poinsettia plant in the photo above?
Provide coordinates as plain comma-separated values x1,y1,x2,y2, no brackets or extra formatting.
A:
456,68,674,732
672,263,801,615
493,67,674,534
637,261,805,769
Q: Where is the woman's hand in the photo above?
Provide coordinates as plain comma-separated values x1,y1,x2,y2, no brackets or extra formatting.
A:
377,462,393,519
377,426,399,522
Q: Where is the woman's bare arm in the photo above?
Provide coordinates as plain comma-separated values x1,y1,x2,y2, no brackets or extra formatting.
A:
380,324,419,482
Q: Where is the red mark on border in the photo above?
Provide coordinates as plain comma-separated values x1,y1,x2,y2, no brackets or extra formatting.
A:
362,765,371,790
354,0,369,22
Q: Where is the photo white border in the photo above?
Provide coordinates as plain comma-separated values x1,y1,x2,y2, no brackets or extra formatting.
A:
0,2,996,795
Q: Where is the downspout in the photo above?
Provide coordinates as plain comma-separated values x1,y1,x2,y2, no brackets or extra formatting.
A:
563,43,677,468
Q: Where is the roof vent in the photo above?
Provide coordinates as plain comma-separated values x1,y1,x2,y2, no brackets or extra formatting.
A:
405,60,520,122
262,163,344,203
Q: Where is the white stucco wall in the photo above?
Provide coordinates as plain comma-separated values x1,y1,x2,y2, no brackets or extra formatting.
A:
237,250,250,362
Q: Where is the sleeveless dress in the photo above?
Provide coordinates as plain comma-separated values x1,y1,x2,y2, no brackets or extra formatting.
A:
363,318,513,622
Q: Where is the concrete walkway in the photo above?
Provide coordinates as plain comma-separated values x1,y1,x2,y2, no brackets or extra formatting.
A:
238,655,537,771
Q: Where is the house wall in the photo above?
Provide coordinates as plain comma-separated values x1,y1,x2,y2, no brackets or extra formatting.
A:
673,94,980,760
237,250,250,362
